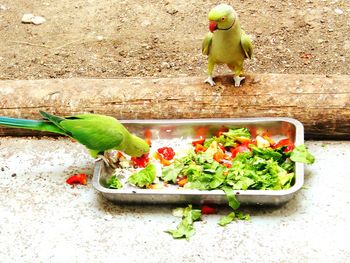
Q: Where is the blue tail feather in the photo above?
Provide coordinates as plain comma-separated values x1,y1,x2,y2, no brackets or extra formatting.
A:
0,116,67,135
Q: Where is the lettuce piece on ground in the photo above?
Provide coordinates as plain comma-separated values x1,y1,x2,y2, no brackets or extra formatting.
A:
218,211,251,227
165,205,201,240
290,145,315,164
218,212,236,226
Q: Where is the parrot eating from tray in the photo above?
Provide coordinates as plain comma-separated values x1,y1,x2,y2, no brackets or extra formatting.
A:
202,4,253,87
0,111,150,163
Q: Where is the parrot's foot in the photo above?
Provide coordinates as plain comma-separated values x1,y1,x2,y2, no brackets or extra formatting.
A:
233,76,245,87
204,76,216,86
96,152,117,169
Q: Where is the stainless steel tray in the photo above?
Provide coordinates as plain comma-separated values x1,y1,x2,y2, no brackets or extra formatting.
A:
93,118,304,206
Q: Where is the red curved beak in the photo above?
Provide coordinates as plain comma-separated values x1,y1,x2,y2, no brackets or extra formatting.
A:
209,21,218,32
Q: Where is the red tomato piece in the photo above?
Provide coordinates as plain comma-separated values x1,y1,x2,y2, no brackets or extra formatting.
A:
230,145,251,158
177,176,188,187
191,136,206,146
223,162,232,168
216,126,229,137
201,205,216,215
157,147,175,160
248,126,257,138
131,153,150,168
194,144,206,153
154,152,171,166
66,174,87,185
144,129,152,146
213,149,225,163
273,138,295,152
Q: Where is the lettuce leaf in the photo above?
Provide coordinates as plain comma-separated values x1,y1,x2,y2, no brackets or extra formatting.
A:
106,175,123,189
290,145,315,164
221,186,240,210
204,128,251,148
127,163,156,188
223,127,251,139
161,160,184,183
218,211,251,227
165,205,201,240
218,212,236,226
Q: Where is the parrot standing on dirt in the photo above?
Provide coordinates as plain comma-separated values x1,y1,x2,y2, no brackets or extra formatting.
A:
0,111,149,163
202,4,253,87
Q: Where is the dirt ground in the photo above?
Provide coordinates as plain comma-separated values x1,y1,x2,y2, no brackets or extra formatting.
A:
0,0,349,80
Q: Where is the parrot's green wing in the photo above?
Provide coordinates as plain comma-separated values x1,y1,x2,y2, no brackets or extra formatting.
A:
202,32,213,56
40,111,124,153
240,31,253,59
60,116,124,152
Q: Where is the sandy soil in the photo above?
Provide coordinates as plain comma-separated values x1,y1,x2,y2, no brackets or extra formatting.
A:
0,0,349,80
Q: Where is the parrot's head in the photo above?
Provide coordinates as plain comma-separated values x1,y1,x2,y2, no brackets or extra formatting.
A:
208,4,237,33
124,134,150,157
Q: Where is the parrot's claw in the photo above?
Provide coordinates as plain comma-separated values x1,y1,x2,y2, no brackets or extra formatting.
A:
96,152,117,169
233,76,245,87
205,77,216,86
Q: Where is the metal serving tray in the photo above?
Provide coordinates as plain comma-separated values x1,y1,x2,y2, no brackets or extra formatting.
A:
93,118,304,206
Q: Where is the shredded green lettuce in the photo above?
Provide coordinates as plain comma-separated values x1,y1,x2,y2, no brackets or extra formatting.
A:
160,138,315,230
165,205,201,240
223,127,251,139
218,212,236,226
160,160,184,184
107,127,316,238
106,175,123,189
218,211,251,227
204,127,251,148
290,145,315,164
221,186,240,210
127,163,156,188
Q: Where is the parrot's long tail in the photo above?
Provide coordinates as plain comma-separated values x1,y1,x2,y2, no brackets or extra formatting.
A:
0,116,67,135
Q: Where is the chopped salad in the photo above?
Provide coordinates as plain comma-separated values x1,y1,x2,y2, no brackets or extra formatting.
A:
105,127,315,239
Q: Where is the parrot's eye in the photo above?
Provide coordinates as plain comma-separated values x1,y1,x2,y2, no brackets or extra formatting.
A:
221,17,226,21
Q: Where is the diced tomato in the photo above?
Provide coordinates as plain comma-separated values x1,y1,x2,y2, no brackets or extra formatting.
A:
201,205,216,215
192,136,206,146
131,153,150,168
194,144,206,153
177,177,188,187
235,137,251,144
144,129,152,146
154,152,171,166
144,129,152,139
213,148,225,163
248,126,257,138
285,145,294,152
273,138,295,152
240,140,256,148
66,174,87,185
194,127,208,138
216,126,229,137
230,145,251,158
223,162,232,168
157,147,175,160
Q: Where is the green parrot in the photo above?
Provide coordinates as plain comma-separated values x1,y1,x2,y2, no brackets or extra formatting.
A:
0,111,150,159
202,4,253,87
